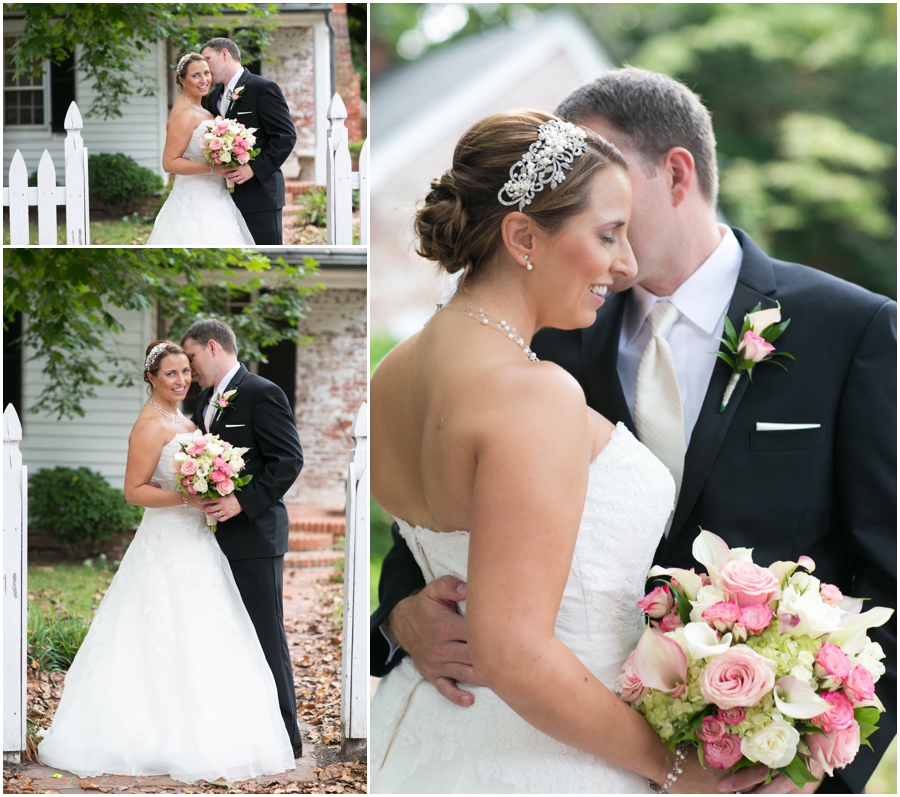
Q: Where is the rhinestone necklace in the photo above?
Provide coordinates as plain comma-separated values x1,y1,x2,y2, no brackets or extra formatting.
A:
181,95,205,114
461,306,539,362
149,397,187,423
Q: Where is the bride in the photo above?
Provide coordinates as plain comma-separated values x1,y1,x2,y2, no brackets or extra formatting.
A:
38,340,293,783
146,53,255,246
369,111,733,793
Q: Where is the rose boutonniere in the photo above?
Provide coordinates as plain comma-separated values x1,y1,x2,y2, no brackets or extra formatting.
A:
714,303,794,412
213,388,238,418
228,85,246,104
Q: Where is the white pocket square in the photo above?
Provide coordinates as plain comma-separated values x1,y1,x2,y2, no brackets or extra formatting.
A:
756,423,821,431
236,111,252,115
225,424,246,428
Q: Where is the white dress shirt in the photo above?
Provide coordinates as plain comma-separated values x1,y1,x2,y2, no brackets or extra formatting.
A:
618,225,743,444
219,68,245,117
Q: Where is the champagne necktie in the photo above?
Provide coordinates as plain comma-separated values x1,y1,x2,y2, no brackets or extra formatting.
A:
634,301,686,521
204,394,218,432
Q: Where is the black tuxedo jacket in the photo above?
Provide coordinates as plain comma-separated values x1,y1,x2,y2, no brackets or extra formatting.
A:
193,365,303,560
207,69,297,214
371,228,896,792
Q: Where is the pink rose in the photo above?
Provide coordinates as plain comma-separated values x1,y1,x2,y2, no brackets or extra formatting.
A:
699,646,776,709
209,138,224,151
806,723,861,776
703,733,744,770
739,604,774,634
638,585,674,619
844,665,875,703
738,330,775,363
237,152,250,164
618,650,647,704
659,611,684,632
812,691,855,733
217,396,230,407
215,479,235,496
230,90,241,100
816,643,851,682
719,706,745,726
235,136,245,146
702,601,741,632
215,122,229,134
697,715,726,743
180,459,198,476
209,470,227,484
717,560,780,607
187,437,208,455
820,583,844,606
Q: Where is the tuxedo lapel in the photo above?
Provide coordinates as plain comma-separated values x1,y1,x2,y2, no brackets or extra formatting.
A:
581,291,635,432
223,69,250,119
209,365,248,436
196,387,213,432
661,229,779,556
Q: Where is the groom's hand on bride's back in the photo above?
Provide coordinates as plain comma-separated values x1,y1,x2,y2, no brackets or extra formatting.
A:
388,575,484,707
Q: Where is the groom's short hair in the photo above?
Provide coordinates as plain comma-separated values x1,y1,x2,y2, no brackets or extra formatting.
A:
182,319,238,355
555,67,719,205
201,37,241,64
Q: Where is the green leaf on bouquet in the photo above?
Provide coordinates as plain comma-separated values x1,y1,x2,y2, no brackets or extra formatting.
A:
760,318,791,343
796,721,828,737
713,350,737,369
781,754,819,788
854,706,881,725
668,582,694,625
773,350,797,360
858,722,879,742
729,756,760,773
722,314,739,347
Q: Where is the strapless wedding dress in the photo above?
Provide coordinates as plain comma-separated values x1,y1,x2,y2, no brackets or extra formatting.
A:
38,433,294,784
371,423,675,793
146,122,255,246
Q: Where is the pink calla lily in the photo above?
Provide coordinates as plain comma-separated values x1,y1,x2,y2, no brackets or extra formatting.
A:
633,626,688,698
773,676,831,719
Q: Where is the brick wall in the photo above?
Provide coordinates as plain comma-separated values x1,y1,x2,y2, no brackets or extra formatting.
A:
288,287,367,509
266,24,316,176
331,2,361,142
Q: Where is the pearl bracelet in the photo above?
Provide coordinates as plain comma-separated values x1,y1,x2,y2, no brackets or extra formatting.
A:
648,744,688,793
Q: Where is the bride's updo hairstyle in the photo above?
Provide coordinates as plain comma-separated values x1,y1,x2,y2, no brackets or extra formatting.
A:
175,52,205,91
143,340,186,391
415,110,627,285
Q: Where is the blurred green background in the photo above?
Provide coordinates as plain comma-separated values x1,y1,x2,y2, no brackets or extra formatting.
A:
369,5,896,790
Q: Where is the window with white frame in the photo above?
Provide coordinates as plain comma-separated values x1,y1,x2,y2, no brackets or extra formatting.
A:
3,36,45,126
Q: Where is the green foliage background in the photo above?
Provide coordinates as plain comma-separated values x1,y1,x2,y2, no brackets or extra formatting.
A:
372,3,897,299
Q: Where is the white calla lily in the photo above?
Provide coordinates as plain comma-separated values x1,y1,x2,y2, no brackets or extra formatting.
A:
746,304,782,334
773,676,831,719
647,566,703,600
692,529,730,584
826,606,895,654
684,622,733,661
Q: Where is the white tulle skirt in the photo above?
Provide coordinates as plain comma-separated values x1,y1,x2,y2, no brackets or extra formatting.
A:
38,505,294,784
146,172,255,246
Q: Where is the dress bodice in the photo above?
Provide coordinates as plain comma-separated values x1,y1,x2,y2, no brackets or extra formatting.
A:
372,423,674,793
154,433,193,491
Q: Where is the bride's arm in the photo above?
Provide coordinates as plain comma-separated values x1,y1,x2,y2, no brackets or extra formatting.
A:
161,111,226,176
123,420,203,509
465,364,726,793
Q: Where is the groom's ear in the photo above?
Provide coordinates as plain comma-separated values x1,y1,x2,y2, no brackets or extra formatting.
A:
501,212,536,261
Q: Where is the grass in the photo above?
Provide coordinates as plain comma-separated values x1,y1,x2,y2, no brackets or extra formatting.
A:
3,214,154,245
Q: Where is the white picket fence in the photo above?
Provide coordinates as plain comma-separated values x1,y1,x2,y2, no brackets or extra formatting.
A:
326,93,368,246
4,406,28,764
340,401,368,755
2,101,90,246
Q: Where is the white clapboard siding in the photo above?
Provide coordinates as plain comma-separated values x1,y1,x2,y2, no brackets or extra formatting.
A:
2,41,166,179
21,306,153,490
341,402,368,750
325,93,367,246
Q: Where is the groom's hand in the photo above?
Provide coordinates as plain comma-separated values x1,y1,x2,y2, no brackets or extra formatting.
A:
718,759,823,794
198,494,243,522
388,575,483,707
224,164,254,185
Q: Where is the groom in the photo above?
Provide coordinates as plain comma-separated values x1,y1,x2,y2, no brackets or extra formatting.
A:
181,319,305,758
201,37,297,245
372,69,896,793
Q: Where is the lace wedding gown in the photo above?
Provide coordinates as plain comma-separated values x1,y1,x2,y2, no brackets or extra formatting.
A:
371,423,675,793
146,121,255,246
38,434,294,784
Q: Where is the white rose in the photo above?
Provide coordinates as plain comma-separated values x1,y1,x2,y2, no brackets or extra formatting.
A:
788,665,815,685
740,720,800,769
206,442,224,457
778,584,842,638
690,585,727,623
727,547,755,563
855,641,886,682
194,479,208,493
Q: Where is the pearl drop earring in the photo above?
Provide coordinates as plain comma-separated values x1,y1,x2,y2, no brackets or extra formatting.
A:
524,254,533,271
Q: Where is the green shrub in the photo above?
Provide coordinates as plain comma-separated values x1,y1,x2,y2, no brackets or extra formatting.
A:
88,152,164,214
29,467,143,559
295,186,328,228
27,607,90,672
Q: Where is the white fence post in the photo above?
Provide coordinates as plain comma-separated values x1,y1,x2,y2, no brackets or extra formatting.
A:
4,405,28,764
326,93,353,246
340,401,368,757
2,100,89,246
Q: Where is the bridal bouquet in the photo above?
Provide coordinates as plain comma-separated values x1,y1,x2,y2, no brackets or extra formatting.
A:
618,530,892,787
201,116,260,192
170,430,252,531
